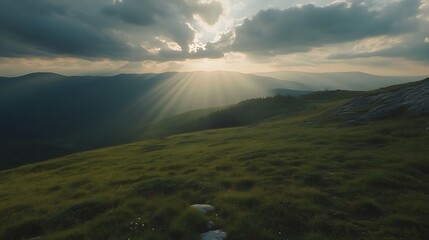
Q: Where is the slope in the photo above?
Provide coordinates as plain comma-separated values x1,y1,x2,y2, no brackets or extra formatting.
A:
140,91,362,139
0,71,309,169
0,80,428,240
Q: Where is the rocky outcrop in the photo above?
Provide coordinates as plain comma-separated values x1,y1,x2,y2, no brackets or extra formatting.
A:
337,79,429,127
191,204,215,215
201,230,227,240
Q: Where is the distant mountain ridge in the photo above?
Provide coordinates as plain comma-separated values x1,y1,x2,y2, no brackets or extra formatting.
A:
254,71,424,91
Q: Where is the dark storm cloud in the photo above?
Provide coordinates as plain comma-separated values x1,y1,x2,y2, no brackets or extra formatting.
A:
0,0,138,59
102,1,160,26
226,0,421,56
102,0,223,26
0,0,224,61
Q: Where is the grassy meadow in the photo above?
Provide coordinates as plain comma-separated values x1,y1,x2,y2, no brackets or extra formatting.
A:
0,91,428,240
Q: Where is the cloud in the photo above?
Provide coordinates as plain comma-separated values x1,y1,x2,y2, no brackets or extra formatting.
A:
187,0,224,25
224,0,421,56
0,0,224,61
102,1,157,26
328,31,429,62
1,0,427,66
328,0,429,63
102,0,223,26
0,1,145,60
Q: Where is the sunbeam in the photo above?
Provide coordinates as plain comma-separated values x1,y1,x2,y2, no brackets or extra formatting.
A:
134,71,276,123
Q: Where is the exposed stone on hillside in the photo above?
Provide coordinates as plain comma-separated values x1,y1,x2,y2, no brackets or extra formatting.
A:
337,79,429,127
191,204,215,215
201,230,227,240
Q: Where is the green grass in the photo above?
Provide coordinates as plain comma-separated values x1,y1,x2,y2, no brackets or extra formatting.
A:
0,90,428,239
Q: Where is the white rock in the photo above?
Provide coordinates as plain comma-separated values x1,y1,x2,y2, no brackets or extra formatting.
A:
200,230,227,240
191,204,214,215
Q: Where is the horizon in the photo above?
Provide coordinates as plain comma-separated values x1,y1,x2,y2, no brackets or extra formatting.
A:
1,0,428,76
2,70,428,78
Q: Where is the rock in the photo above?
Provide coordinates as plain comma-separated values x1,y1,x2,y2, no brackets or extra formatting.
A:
304,120,313,125
200,230,227,240
191,204,214,215
336,79,429,127
338,111,357,116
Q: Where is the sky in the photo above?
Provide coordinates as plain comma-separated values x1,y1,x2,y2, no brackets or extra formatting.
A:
0,0,428,76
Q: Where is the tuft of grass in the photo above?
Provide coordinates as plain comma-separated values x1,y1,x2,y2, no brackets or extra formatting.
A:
351,198,384,218
259,200,310,238
2,219,46,240
234,178,256,191
49,200,116,230
132,179,185,197
169,208,208,240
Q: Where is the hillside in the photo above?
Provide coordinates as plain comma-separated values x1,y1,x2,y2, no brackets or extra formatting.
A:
336,78,429,126
0,72,309,169
1,71,422,169
140,91,362,139
0,79,428,239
